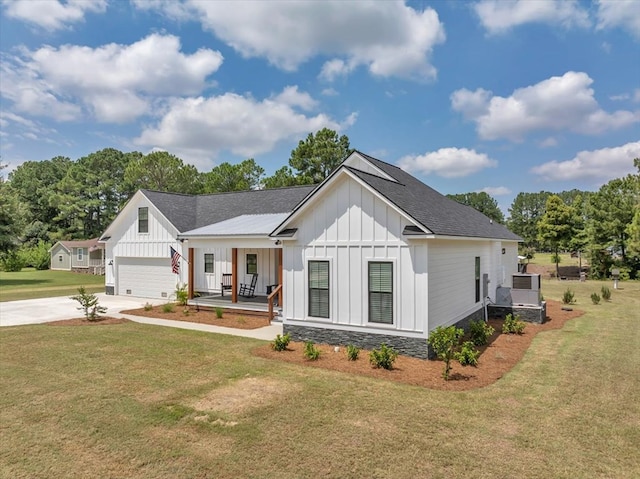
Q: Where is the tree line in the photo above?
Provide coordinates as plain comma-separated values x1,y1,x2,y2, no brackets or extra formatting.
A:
1,128,638,279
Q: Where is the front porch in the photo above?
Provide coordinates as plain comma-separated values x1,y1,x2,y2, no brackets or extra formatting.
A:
189,293,278,314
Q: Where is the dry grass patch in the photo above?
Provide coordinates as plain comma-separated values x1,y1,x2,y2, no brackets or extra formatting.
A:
190,376,298,415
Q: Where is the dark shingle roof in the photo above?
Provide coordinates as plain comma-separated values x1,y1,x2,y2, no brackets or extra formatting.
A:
349,151,521,241
141,186,316,233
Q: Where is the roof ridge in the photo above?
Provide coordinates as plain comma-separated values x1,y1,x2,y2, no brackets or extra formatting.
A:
344,165,406,186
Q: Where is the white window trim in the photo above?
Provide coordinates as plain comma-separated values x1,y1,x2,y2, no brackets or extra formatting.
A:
58,255,63,262
304,256,333,322
204,253,214,274
77,248,84,261
365,257,397,329
138,207,149,234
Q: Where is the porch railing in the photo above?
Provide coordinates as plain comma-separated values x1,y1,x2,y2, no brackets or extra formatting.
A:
267,284,282,322
89,259,103,267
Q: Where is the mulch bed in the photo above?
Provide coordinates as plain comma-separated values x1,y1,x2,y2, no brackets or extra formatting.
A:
48,317,130,326
253,300,584,391
47,300,583,391
119,306,269,330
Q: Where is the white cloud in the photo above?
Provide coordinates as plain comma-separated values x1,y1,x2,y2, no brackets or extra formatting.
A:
136,0,446,80
477,186,511,196
321,88,339,97
531,141,640,182
539,137,558,148
3,0,107,31
451,71,639,141
397,147,497,178
596,0,640,39
0,34,223,123
635,89,640,103
474,0,590,34
134,87,356,161
272,86,318,111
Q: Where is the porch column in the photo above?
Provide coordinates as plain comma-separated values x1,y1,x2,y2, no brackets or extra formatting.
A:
188,247,194,299
278,248,283,306
231,248,238,303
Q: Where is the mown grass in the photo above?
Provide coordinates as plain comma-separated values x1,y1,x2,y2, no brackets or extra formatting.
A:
0,268,104,302
0,280,638,478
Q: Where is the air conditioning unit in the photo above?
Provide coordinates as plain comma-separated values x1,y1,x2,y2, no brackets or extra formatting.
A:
511,273,541,305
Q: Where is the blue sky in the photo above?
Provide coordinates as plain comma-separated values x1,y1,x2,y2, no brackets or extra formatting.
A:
1,0,638,213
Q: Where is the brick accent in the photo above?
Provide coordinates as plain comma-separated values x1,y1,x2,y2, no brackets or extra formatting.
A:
487,302,547,324
284,307,486,360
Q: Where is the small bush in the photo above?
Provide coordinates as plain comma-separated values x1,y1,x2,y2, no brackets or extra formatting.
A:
162,303,175,313
600,286,611,301
590,292,601,305
469,319,495,346
271,333,291,352
215,307,224,319
346,344,360,361
427,326,464,380
455,341,480,367
175,283,188,306
561,288,575,304
303,341,321,360
183,308,190,316
0,251,25,272
70,286,107,321
369,344,399,370
502,313,525,334
144,302,153,311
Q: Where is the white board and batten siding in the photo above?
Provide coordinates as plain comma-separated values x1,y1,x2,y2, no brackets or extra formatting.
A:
283,175,428,337
104,194,184,299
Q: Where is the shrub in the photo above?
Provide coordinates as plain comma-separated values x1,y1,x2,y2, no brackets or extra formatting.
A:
455,341,480,367
427,326,464,380
144,302,153,311
469,319,495,346
369,344,399,370
20,240,51,270
346,344,360,361
303,341,321,360
591,292,601,305
70,286,107,321
271,333,291,352
600,286,611,301
162,303,175,313
183,308,190,316
215,307,224,319
0,251,25,272
502,313,525,334
175,283,188,306
561,288,575,304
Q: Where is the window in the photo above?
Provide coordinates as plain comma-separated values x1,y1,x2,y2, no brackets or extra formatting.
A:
369,262,393,324
77,248,84,261
475,256,481,303
308,261,329,318
246,253,257,274
138,207,149,233
58,255,63,262
204,254,214,274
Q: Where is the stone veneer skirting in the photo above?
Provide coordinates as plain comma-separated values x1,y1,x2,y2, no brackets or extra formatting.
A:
105,286,114,295
487,302,547,324
284,307,485,360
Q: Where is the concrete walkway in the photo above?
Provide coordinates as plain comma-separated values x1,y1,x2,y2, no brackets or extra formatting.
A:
0,294,282,340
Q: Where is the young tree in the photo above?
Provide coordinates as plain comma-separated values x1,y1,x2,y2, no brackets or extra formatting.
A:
203,158,264,193
447,192,505,224
289,128,351,184
0,164,24,253
124,151,203,194
538,195,574,279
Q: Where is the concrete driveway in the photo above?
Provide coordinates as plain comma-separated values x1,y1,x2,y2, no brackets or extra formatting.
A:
0,294,164,327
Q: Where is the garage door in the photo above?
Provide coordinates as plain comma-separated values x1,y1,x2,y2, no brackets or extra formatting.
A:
116,257,177,299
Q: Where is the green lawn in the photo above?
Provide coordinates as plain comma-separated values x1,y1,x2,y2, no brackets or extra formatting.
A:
0,268,104,302
1,279,638,478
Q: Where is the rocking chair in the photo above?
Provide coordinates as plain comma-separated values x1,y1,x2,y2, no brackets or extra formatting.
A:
239,273,258,298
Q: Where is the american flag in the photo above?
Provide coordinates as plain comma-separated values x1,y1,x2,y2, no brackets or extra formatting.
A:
170,246,181,274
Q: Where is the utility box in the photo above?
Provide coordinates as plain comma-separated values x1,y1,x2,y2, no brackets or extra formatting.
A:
511,273,541,306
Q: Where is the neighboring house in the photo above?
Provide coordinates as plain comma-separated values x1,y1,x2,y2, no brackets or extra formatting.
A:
49,238,105,274
101,151,521,358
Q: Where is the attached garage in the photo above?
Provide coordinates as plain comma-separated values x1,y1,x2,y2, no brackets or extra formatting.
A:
116,257,177,299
